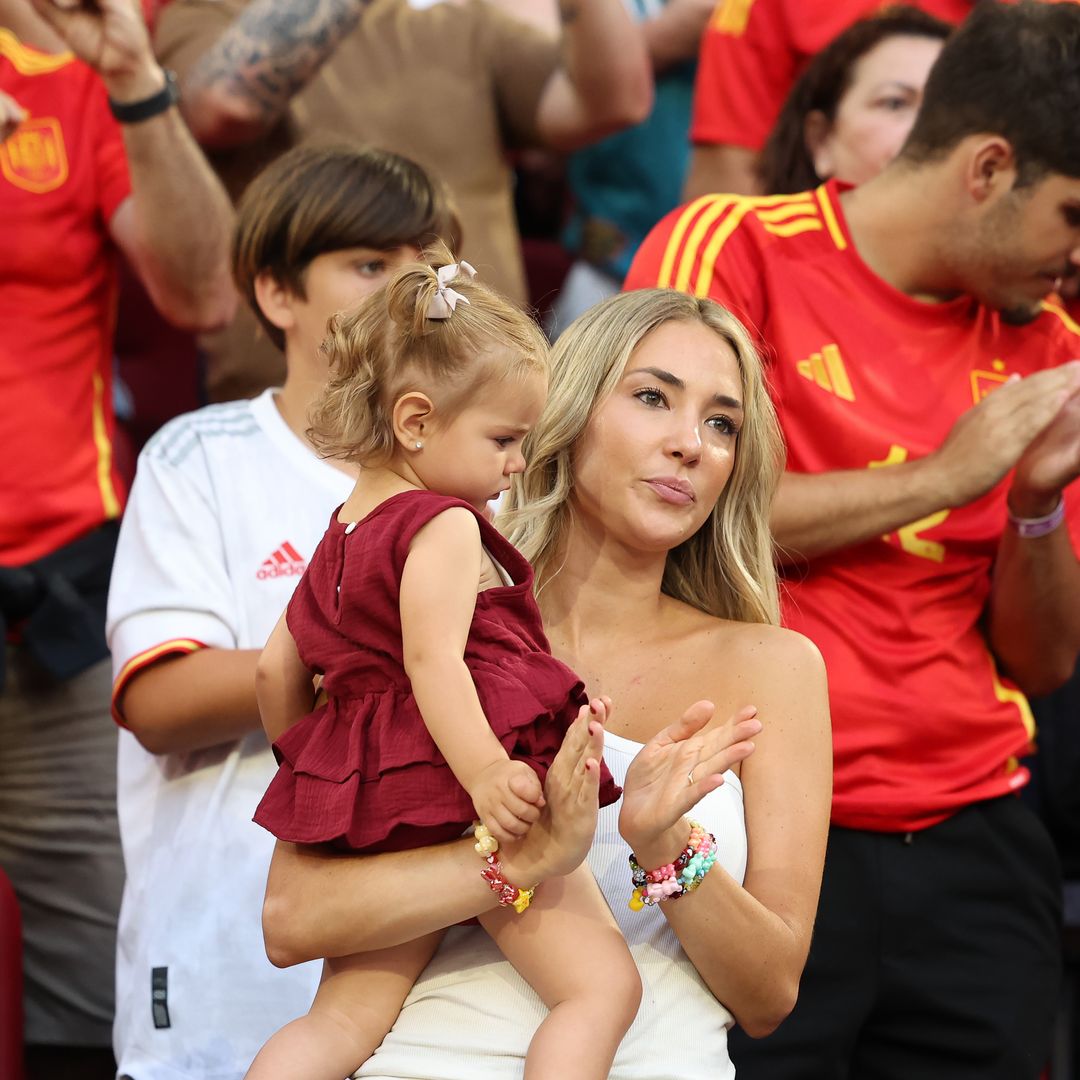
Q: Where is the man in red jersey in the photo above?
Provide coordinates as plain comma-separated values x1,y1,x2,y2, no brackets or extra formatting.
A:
628,3,1080,1076
0,1,232,1075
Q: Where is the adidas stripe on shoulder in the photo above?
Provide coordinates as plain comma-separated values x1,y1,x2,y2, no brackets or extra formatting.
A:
653,186,848,299
143,401,260,468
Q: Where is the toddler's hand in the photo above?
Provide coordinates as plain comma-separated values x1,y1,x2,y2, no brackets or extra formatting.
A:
470,759,544,845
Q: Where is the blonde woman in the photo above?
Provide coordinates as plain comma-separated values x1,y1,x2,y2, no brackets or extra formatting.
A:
259,289,832,1080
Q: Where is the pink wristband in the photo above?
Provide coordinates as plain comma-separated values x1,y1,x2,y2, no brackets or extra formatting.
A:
1007,497,1065,539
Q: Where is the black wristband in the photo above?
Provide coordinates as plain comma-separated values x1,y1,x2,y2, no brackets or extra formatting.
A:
108,68,180,124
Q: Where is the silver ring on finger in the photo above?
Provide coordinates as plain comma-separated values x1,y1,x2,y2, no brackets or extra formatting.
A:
687,768,695,787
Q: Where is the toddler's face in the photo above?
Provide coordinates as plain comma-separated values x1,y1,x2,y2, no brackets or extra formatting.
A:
417,367,548,512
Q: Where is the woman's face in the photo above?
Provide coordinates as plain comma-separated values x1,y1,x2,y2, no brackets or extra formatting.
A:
571,319,744,554
807,34,943,186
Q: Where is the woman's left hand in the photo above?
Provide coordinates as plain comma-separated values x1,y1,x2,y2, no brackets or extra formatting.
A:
619,701,760,868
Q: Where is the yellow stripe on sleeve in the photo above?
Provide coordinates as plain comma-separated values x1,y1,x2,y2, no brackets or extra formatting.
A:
112,639,207,725
754,196,817,224
668,191,827,299
693,201,758,297
762,218,823,239
657,196,732,289
674,197,740,293
815,184,848,251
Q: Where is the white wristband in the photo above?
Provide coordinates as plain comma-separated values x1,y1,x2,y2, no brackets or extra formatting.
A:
1007,497,1065,539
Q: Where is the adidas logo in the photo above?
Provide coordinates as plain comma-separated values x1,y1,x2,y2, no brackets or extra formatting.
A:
796,344,854,401
257,541,307,580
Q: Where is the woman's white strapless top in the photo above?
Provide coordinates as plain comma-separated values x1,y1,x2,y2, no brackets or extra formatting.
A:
356,730,748,1080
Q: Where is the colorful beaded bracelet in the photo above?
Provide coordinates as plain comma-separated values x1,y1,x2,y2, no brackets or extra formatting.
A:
474,823,536,914
628,820,718,910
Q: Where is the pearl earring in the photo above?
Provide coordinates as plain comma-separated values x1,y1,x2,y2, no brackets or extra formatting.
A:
414,441,423,450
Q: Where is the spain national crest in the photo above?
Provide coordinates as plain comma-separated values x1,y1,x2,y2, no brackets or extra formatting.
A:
1,116,68,194
970,359,1009,404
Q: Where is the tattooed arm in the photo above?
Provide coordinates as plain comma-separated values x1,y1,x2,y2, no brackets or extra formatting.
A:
179,0,371,148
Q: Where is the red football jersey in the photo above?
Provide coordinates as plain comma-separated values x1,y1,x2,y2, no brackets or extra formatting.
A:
691,0,974,152
626,180,1080,831
0,30,132,566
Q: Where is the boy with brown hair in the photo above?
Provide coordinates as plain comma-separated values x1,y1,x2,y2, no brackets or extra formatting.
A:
105,143,458,1080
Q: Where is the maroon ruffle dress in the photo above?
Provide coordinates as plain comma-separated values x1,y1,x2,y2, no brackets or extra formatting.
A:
254,489,620,853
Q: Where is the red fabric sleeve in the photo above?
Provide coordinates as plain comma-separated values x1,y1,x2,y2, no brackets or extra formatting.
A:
625,196,769,347
90,72,132,224
690,0,796,151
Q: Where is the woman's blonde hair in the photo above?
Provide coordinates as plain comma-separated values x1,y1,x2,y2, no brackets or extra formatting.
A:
309,241,549,465
501,289,783,626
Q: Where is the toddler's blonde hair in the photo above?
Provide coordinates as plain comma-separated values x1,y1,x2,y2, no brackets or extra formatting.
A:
310,242,549,465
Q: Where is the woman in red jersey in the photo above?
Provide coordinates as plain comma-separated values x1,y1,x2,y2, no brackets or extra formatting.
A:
758,5,950,195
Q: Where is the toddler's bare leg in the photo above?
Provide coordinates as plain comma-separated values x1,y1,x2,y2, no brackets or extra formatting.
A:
244,929,444,1080
479,865,641,1080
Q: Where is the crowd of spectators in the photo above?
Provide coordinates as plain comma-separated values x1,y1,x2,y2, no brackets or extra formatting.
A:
1,0,1079,1078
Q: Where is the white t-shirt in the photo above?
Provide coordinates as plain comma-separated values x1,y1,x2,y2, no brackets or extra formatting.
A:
107,390,353,1080
356,729,747,1080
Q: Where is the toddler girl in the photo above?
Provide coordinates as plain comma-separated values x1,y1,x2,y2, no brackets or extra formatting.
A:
245,251,641,1080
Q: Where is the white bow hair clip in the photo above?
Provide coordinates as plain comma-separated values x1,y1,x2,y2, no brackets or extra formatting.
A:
425,260,478,320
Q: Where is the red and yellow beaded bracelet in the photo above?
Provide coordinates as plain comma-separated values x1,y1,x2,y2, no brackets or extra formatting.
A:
474,823,537,915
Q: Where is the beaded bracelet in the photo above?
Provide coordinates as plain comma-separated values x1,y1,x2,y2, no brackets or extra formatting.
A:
474,823,536,914
480,853,536,914
473,822,499,855
628,820,718,911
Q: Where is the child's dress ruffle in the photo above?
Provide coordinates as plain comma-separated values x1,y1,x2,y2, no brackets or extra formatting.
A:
253,490,620,854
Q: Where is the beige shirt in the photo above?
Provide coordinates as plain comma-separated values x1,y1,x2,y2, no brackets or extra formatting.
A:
156,0,560,400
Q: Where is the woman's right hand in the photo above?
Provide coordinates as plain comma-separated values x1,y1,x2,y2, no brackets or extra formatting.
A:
619,701,761,869
500,698,610,885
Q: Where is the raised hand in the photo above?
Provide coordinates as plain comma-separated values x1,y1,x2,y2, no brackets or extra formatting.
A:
932,361,1080,509
500,698,610,884
619,701,760,870
1010,382,1080,517
28,0,162,99
0,89,26,142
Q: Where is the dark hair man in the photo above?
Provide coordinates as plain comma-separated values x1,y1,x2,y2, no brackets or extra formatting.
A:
628,2,1080,1075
